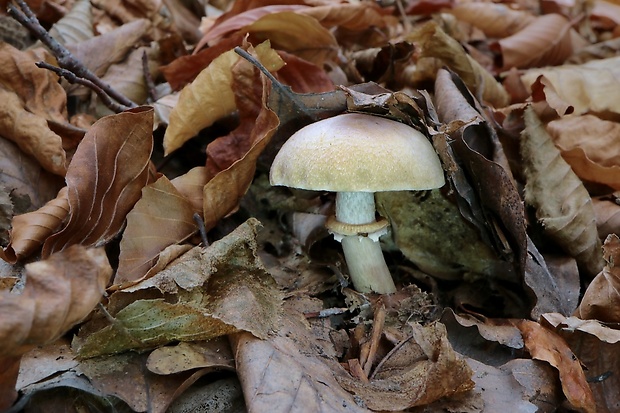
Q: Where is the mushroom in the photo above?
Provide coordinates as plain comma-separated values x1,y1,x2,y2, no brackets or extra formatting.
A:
269,113,445,294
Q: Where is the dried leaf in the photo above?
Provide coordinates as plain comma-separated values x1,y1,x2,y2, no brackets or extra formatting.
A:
448,3,534,38
593,196,620,239
170,167,208,215
521,56,620,116
146,339,234,375
76,218,282,357
47,0,93,47
164,41,284,156
0,43,67,124
334,322,474,410
0,246,111,358
515,320,596,413
546,114,620,189
300,2,388,31
231,302,367,413
114,175,196,287
42,107,154,257
521,106,604,277
0,88,67,176
491,14,574,70
575,234,620,322
68,19,151,78
407,21,510,108
2,187,69,264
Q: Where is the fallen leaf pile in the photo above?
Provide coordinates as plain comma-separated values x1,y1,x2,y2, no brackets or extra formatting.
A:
1,0,620,411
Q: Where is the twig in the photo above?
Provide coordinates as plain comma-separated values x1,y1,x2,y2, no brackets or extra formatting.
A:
193,213,209,247
36,61,130,113
142,50,157,103
8,0,138,112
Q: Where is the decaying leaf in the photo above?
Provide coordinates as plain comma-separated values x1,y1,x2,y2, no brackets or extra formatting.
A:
47,0,93,47
76,218,282,357
333,322,474,410
114,174,197,287
146,339,234,375
0,245,111,358
42,107,153,257
448,2,534,38
521,106,603,277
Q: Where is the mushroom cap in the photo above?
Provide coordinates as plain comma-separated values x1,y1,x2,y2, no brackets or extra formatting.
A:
270,113,445,192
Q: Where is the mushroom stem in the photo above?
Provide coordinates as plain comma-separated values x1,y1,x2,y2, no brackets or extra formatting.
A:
335,192,396,294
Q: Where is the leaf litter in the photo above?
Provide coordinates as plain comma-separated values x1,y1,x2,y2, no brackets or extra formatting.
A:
1,0,619,411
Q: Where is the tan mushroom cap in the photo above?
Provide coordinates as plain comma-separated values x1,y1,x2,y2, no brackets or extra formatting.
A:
270,113,445,192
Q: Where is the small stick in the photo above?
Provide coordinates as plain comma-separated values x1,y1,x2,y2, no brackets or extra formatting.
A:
193,213,209,247
142,50,157,103
8,0,137,112
362,303,386,377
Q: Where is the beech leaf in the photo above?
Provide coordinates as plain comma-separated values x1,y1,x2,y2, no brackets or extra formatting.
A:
521,106,604,277
0,246,111,358
114,174,197,288
42,107,154,257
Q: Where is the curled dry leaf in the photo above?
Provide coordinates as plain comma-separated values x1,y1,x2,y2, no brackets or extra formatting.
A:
42,107,154,257
0,42,67,124
0,245,111,358
164,41,284,156
114,174,196,288
146,339,234,375
408,21,510,108
574,234,620,322
47,0,93,47
491,13,574,71
300,2,388,31
521,56,620,116
448,2,534,38
521,106,604,277
546,114,620,190
1,187,69,264
334,322,474,410
0,88,67,176
170,166,208,215
69,19,151,78
76,218,282,357
515,320,596,413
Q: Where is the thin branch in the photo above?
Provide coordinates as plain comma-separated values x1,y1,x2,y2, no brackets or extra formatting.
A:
142,50,157,103
8,0,138,112
36,61,130,113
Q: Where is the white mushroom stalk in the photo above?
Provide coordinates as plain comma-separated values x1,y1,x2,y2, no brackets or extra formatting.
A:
269,113,445,294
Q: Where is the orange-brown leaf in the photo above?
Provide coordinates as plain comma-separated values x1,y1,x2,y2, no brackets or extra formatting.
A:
0,245,111,357
2,187,69,264
515,320,596,413
448,2,534,38
492,14,574,70
42,107,154,257
114,175,197,288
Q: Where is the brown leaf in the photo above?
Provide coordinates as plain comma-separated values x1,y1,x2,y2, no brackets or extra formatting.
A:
547,114,620,190
521,56,620,116
114,174,196,287
170,167,208,215
42,107,154,257
515,319,596,413
0,88,67,176
521,106,604,277
593,195,620,239
1,187,69,264
0,43,67,124
543,313,620,413
146,339,234,375
448,2,534,38
491,14,574,70
163,41,284,156
300,2,388,31
231,301,368,413
407,21,510,108
575,234,620,322
334,322,474,410
47,0,93,47
0,356,20,412
0,245,111,358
